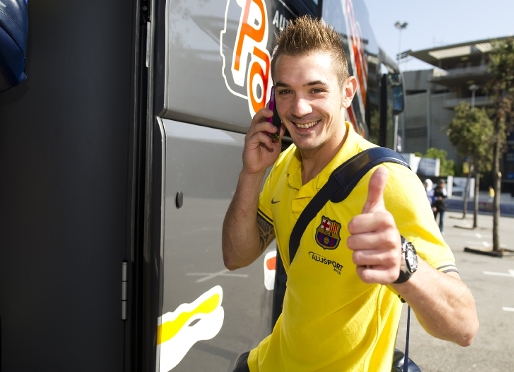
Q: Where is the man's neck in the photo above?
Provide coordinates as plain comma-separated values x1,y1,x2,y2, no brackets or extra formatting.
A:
300,126,348,185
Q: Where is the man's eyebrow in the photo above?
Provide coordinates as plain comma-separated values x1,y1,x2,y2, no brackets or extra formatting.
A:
274,80,327,88
274,82,289,88
305,80,327,87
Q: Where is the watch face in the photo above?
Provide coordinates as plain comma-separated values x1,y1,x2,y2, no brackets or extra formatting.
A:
405,243,418,272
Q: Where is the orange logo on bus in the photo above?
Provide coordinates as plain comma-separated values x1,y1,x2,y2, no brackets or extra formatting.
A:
221,0,272,117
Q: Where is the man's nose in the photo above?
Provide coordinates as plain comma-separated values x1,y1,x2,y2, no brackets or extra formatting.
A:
291,95,312,117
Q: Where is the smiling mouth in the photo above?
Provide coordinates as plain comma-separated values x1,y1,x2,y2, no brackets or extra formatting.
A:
295,120,319,129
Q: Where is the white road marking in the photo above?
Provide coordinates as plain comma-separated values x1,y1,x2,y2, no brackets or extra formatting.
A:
483,270,514,278
465,241,490,246
466,241,509,249
187,269,249,283
476,233,482,238
483,271,514,312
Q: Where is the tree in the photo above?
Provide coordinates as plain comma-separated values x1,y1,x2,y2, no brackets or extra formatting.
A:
486,38,514,252
447,101,494,227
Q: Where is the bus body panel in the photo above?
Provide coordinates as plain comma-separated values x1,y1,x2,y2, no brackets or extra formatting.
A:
161,0,302,133
158,120,275,371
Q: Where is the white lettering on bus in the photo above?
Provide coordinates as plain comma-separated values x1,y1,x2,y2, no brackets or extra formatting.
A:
272,9,289,31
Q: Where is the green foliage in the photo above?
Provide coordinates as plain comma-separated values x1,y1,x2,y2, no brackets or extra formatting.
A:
447,101,494,173
421,147,454,176
488,38,514,97
453,163,464,177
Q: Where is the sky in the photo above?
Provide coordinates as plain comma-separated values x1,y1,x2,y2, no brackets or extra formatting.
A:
363,0,514,71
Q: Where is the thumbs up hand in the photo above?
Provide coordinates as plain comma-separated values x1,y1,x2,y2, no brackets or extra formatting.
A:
347,166,402,285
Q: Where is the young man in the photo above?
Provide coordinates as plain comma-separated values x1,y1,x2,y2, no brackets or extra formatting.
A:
222,16,478,372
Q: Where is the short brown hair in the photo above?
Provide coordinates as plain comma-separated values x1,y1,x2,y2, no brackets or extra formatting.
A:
270,15,349,89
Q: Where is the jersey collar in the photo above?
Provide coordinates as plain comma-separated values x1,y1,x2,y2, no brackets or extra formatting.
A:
286,122,363,196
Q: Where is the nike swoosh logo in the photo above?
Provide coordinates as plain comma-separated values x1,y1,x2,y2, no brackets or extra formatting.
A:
271,199,280,204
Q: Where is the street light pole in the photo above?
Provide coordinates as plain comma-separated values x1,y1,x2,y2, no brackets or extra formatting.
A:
395,21,408,63
394,21,408,152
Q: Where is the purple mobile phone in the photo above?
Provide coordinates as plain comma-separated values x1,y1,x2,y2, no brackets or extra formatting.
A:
267,87,280,141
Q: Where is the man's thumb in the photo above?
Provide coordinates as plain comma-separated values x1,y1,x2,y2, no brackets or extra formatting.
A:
362,167,388,213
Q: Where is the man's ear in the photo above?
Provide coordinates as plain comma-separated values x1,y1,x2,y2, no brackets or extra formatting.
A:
341,76,357,108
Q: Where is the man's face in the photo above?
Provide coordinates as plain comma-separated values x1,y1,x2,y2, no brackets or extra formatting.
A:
273,52,355,155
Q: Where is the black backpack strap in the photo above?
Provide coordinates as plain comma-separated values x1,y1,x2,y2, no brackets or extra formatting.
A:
288,147,409,265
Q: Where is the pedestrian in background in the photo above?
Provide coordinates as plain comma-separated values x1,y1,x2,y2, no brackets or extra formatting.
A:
433,179,447,232
424,179,434,204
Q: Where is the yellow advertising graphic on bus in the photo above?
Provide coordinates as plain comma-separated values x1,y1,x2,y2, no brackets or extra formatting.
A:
157,286,224,371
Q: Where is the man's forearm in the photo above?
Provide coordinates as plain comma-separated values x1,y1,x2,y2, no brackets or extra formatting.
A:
394,259,479,346
222,171,266,270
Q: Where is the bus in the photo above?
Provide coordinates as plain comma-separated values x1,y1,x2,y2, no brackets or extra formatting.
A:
0,0,403,371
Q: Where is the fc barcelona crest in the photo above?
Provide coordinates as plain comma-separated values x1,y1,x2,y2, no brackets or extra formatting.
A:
315,216,341,250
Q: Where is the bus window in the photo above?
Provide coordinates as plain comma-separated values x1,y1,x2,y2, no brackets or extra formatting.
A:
289,0,319,16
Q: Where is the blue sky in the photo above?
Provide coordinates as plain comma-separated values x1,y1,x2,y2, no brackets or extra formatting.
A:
363,0,514,71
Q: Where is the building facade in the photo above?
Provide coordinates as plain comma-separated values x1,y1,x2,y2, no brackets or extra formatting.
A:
401,37,514,193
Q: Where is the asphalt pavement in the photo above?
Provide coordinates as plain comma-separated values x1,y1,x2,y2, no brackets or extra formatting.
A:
395,208,514,372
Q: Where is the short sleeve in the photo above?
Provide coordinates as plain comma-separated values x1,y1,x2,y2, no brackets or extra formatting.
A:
382,163,457,272
258,168,274,226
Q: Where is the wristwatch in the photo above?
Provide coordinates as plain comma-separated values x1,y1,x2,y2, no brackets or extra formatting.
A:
393,236,418,284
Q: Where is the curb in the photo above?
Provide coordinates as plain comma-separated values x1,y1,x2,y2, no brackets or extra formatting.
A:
464,247,514,258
